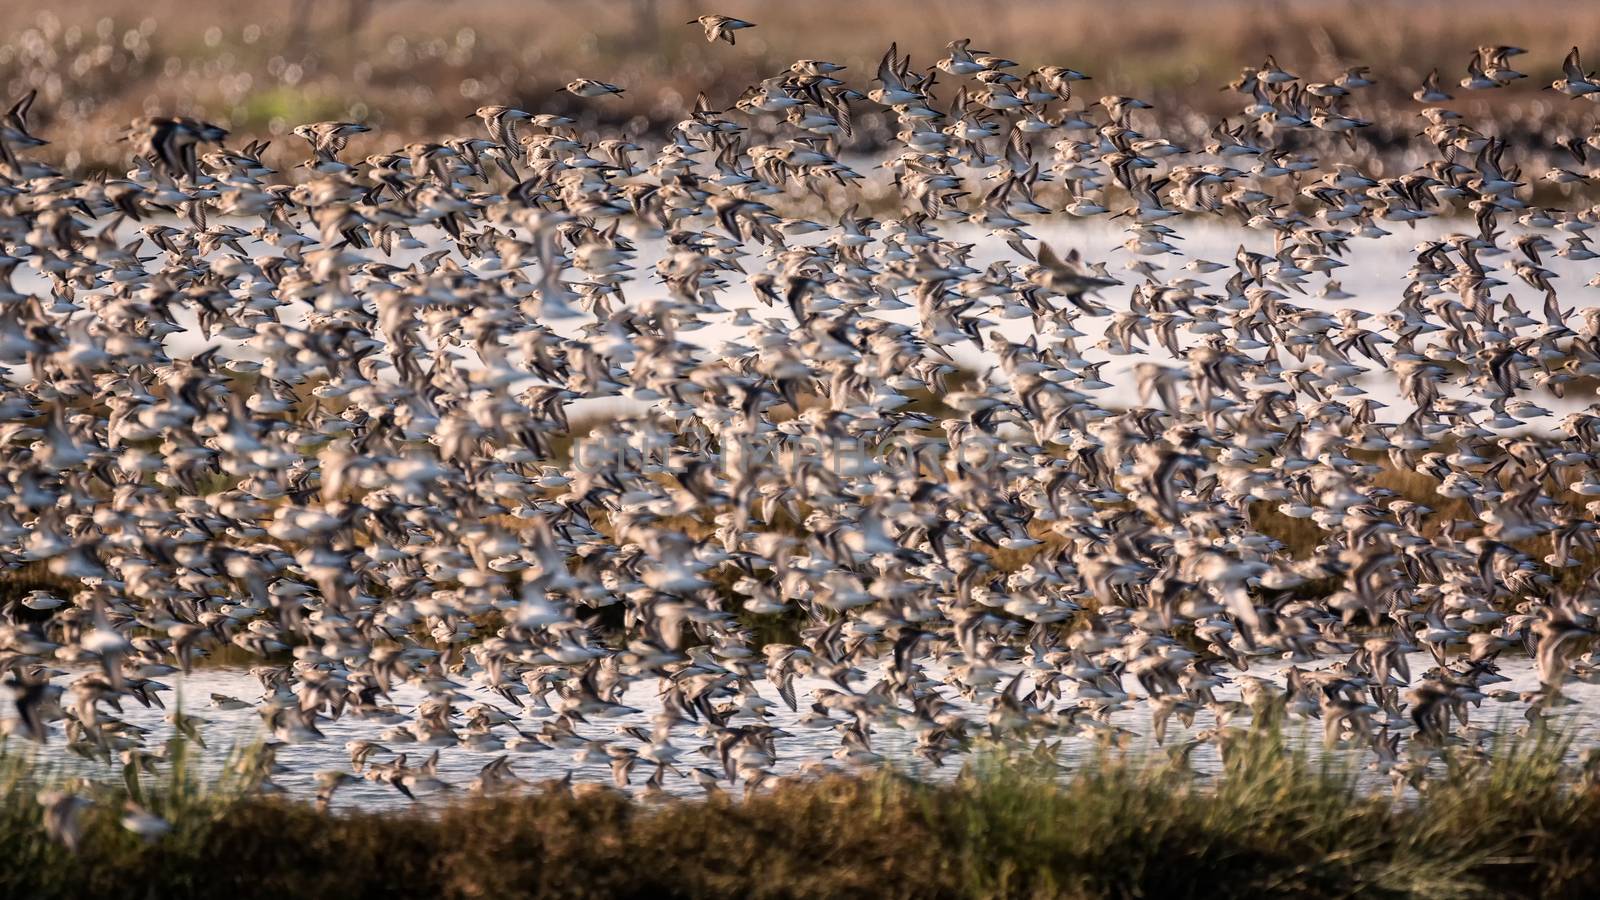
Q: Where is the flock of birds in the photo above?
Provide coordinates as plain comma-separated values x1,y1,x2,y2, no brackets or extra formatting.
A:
7,17,1600,836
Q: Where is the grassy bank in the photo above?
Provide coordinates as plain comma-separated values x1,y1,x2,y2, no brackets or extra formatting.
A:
5,729,1600,899
12,0,1600,171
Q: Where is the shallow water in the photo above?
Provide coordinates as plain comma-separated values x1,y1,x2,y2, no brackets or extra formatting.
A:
7,653,1598,809
577,217,1600,423
9,219,1600,807
18,218,1600,426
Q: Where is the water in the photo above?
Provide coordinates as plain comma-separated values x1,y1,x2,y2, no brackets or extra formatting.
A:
17,218,1600,425
9,219,1600,806
7,653,1599,809
578,217,1600,422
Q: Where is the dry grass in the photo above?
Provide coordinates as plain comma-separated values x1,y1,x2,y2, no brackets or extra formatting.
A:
9,0,1600,171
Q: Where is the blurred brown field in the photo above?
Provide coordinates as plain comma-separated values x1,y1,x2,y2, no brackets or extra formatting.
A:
9,0,1600,170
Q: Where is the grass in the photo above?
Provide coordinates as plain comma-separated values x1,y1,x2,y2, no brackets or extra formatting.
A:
7,727,1600,898
230,86,351,132
13,0,1600,173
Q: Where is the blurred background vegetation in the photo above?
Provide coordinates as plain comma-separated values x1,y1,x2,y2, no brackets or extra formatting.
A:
9,0,1600,173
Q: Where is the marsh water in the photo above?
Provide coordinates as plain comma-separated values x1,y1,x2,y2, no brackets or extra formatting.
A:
5,654,1599,809
8,220,1600,807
